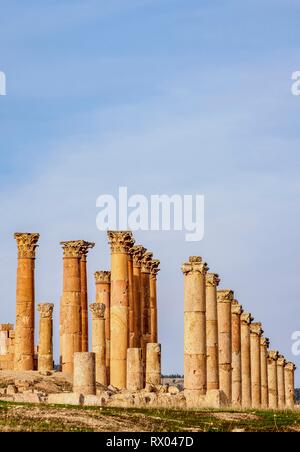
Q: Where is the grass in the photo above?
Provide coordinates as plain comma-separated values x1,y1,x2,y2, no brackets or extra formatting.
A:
0,401,299,432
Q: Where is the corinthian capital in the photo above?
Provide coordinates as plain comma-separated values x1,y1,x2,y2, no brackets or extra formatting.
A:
182,256,209,275
131,245,147,267
217,289,234,303
277,355,286,367
150,259,160,277
94,271,111,284
90,303,106,319
60,240,84,258
268,350,279,361
231,300,243,315
241,312,253,324
107,231,134,254
79,241,95,260
260,337,270,348
14,233,40,259
206,272,220,287
285,362,296,371
141,251,153,273
250,322,263,336
38,303,54,319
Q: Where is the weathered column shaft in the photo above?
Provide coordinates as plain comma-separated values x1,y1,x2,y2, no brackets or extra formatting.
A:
127,348,143,391
95,271,111,383
132,246,146,349
285,362,296,409
260,337,269,408
277,356,286,410
217,289,234,404
128,247,135,348
241,312,253,408
108,231,133,389
140,252,153,375
183,256,208,404
60,241,83,374
90,303,106,386
37,303,54,372
14,233,39,371
146,343,161,387
80,242,95,353
250,322,263,408
150,260,160,344
268,350,279,409
206,273,220,391
73,352,96,395
231,301,243,408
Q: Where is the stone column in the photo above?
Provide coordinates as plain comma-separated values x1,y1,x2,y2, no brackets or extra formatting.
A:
73,352,96,395
60,241,83,374
94,271,111,382
79,242,95,353
37,303,54,372
140,251,153,373
268,350,279,409
277,355,286,410
149,259,160,344
14,232,40,371
250,322,263,408
231,300,243,408
90,303,106,386
217,289,234,404
206,273,220,391
146,343,161,387
132,246,146,348
260,337,269,408
108,231,133,389
240,312,253,408
284,362,296,410
127,348,143,391
127,238,136,348
182,256,208,404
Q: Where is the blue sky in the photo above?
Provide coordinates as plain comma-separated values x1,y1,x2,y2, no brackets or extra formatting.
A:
0,0,300,383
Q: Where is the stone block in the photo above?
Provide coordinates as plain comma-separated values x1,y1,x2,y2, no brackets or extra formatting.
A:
47,393,84,406
83,395,106,406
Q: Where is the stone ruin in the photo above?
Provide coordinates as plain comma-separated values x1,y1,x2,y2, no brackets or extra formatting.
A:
0,232,297,410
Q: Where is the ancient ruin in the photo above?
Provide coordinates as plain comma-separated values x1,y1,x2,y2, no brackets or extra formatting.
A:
0,233,297,412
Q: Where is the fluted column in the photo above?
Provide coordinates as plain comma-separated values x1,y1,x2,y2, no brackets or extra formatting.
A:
241,312,253,408
90,303,106,385
206,273,220,391
108,231,133,389
250,322,263,408
132,246,146,348
146,343,162,387
60,241,83,374
182,256,208,406
37,303,54,372
277,355,286,410
127,348,143,391
231,300,243,408
284,362,296,409
95,271,111,382
268,350,279,409
260,337,269,408
14,233,40,371
217,289,234,404
127,238,135,348
140,251,153,374
79,242,94,353
149,259,160,344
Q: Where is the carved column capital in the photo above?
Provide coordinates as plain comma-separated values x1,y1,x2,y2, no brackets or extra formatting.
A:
285,362,296,371
90,303,106,319
277,355,286,367
107,231,134,254
217,289,234,303
94,271,111,284
260,337,270,348
268,350,279,361
241,312,253,325
60,240,85,258
206,272,220,287
250,322,263,336
182,256,209,275
38,303,54,319
79,241,95,261
14,233,40,259
141,251,153,273
150,259,160,278
231,300,243,315
131,245,147,267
